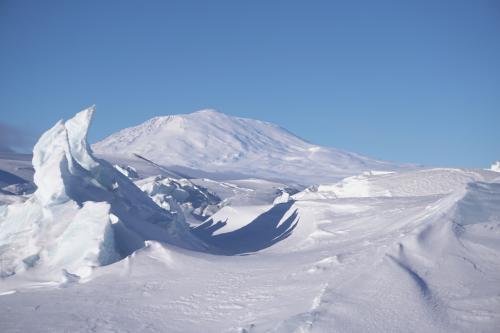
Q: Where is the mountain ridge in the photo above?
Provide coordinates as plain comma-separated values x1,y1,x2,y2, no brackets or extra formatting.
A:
93,109,410,184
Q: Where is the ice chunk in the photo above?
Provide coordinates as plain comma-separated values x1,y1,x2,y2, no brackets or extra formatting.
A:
32,120,71,206
490,161,500,173
114,164,139,179
0,106,203,281
273,191,290,205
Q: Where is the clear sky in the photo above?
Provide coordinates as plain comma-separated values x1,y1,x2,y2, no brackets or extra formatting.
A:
1,0,499,167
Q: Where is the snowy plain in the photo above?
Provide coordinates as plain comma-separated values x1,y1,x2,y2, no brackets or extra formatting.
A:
0,107,499,333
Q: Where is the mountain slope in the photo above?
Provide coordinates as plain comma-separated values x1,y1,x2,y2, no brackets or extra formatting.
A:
93,110,409,184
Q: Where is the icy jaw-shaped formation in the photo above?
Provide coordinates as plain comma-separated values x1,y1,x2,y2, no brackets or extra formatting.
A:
33,107,117,207
33,107,103,206
0,106,201,280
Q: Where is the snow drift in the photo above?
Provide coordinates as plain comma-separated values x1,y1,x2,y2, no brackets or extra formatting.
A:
0,107,203,280
293,168,498,200
1,108,499,333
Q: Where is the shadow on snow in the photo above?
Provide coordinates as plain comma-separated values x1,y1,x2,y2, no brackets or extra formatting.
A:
193,201,299,255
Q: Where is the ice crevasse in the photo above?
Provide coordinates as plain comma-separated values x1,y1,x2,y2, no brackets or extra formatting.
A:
0,106,203,280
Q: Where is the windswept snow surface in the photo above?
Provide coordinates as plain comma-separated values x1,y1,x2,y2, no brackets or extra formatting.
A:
1,108,499,333
293,168,496,200
93,109,410,184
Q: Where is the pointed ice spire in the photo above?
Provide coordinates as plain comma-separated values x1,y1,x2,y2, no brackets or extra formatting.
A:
65,105,99,172
32,105,100,206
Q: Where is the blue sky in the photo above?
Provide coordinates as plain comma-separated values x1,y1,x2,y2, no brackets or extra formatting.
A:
0,0,499,167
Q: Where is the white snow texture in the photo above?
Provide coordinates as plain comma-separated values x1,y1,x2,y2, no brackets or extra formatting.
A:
0,107,499,333
0,107,201,280
93,109,408,183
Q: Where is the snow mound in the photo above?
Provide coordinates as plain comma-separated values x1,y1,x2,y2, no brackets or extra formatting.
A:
194,201,299,255
0,107,202,280
355,180,500,331
269,178,500,332
93,109,409,184
293,168,494,200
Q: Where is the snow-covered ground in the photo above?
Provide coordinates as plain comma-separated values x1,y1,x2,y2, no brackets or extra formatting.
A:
1,108,499,332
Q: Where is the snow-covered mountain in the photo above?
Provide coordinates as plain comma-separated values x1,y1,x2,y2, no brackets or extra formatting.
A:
93,110,409,184
1,107,500,332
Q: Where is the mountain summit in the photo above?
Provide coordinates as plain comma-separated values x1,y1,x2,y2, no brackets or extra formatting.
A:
93,110,405,183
